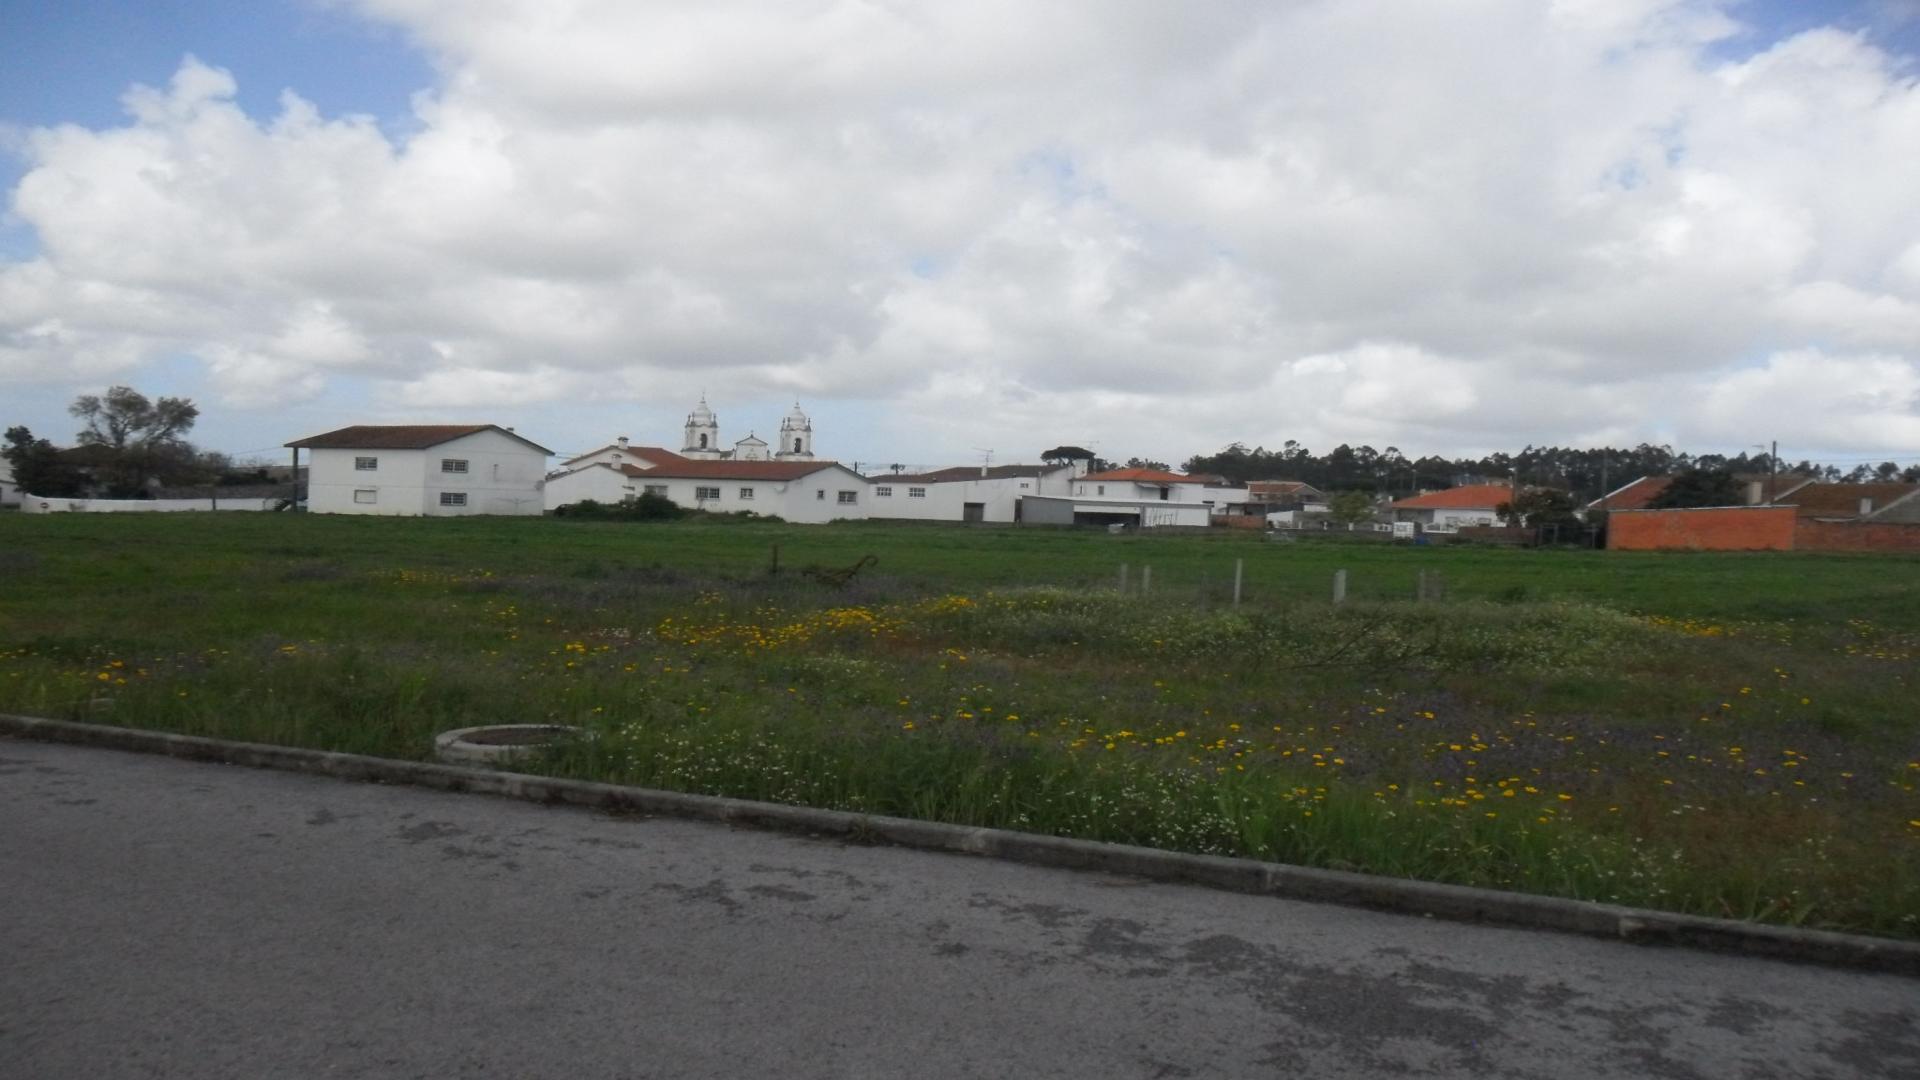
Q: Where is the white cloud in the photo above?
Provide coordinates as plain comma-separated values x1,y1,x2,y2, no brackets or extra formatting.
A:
3,1,1918,464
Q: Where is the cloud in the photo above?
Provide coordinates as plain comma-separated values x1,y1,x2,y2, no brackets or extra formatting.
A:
3,1,1918,464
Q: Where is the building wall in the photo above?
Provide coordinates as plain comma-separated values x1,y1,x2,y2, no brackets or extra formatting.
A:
307,430,547,516
611,466,869,523
1796,519,1920,552
1608,506,1797,551
544,464,639,511
21,496,280,513
870,472,1064,523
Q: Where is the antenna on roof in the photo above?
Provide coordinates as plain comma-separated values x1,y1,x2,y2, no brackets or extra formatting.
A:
971,447,993,477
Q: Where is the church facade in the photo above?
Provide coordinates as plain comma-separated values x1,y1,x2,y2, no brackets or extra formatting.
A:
679,396,814,462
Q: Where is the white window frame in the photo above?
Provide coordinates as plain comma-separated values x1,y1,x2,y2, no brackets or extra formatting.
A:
738,487,754,500
695,486,721,501
908,487,926,498
355,456,378,471
440,458,469,473
353,489,377,504
816,490,826,500
875,486,892,497
439,492,467,507
837,490,857,505
644,484,668,497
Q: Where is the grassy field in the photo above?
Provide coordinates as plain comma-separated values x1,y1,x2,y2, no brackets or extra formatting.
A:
3,511,1918,937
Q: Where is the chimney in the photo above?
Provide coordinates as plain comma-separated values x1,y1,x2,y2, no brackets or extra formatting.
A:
1860,497,1875,516
1746,480,1762,505
617,436,629,448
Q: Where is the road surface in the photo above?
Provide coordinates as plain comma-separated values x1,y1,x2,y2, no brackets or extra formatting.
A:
2,738,1916,1078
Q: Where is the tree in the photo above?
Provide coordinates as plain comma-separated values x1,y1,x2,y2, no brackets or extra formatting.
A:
1497,488,1580,529
1325,490,1376,526
71,385,199,450
1122,456,1170,471
1648,469,1744,509
67,385,203,496
2,426,84,497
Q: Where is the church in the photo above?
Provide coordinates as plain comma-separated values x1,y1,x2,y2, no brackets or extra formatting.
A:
678,396,814,462
540,397,869,522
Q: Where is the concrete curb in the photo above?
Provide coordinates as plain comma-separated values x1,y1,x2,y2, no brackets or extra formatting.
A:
6,712,1917,977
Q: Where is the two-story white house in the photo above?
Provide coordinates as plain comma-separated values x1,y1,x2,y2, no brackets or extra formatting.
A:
287,425,552,516
1021,468,1218,528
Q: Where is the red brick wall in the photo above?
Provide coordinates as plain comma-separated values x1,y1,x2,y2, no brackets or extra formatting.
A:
1795,519,1920,553
1608,507,1796,551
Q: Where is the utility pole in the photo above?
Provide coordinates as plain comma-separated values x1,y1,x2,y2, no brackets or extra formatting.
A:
1768,439,1778,505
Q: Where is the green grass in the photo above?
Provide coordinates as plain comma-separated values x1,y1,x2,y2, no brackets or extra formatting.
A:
2,512,1917,937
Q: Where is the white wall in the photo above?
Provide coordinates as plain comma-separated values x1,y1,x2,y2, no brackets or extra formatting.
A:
870,468,1074,523
544,463,639,511
22,496,280,513
625,466,869,523
307,429,547,516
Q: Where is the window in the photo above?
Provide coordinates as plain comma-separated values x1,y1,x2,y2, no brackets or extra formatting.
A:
793,438,803,453
355,456,378,471
441,459,469,473
908,487,926,498
439,492,467,507
695,486,721,501
644,484,668,497
875,486,892,497
816,490,825,500
1097,485,1106,495
837,490,857,505
1159,487,1170,501
738,487,754,500
698,434,708,449
1019,482,1030,489
353,489,377,504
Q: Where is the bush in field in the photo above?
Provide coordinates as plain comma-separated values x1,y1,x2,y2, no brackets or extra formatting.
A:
555,494,686,521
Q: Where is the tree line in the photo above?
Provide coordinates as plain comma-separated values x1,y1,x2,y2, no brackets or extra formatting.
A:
1176,441,1920,503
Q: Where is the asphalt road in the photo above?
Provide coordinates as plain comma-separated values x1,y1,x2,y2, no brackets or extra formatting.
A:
3,738,1916,1079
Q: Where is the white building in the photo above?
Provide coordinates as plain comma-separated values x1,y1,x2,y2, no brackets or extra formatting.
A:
1017,468,1221,528
0,460,18,508
544,437,868,523
868,464,1079,523
287,425,552,516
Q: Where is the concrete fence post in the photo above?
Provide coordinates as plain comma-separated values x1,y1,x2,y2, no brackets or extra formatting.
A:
1232,559,1244,606
1333,569,1348,604
1118,563,1129,594
1142,565,1152,594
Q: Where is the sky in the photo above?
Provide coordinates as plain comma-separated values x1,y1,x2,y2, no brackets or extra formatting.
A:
2,0,1919,471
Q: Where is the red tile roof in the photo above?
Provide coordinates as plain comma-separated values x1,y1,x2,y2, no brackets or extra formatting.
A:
562,443,690,467
1080,468,1207,484
287,424,553,454
617,460,851,481
1587,476,1673,511
1389,483,1518,510
1783,482,1920,518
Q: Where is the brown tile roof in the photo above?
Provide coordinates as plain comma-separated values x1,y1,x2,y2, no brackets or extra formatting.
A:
1247,480,1325,498
287,424,553,454
1782,482,1920,518
1080,468,1206,484
1389,483,1518,510
616,459,851,481
1587,475,1673,511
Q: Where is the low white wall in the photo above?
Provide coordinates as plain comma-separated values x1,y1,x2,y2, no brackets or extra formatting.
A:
21,496,281,514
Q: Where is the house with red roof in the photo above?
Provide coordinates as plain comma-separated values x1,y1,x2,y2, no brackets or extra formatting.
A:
1386,483,1519,530
542,434,869,523
286,424,553,516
